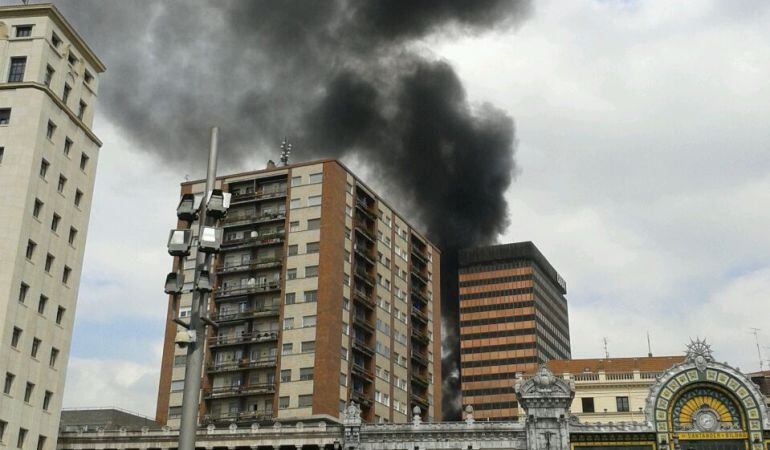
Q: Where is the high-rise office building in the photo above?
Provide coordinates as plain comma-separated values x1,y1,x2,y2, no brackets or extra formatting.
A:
458,241,570,420
0,4,105,450
156,160,442,426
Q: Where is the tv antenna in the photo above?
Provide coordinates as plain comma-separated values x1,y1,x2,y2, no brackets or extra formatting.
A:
647,331,653,357
280,138,292,166
750,328,763,371
602,337,610,359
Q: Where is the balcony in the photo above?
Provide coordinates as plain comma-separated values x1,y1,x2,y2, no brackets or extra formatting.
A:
353,245,375,266
205,410,274,425
207,357,277,374
352,339,374,357
204,383,275,399
411,328,430,345
354,224,375,242
410,289,430,305
411,307,429,324
351,389,372,406
351,363,374,382
354,267,375,286
353,289,375,310
215,257,282,275
410,246,429,265
221,232,284,251
411,371,429,387
209,331,278,348
211,306,280,324
411,392,429,409
223,212,286,228
411,350,429,367
215,281,281,299
410,268,429,286
354,200,376,222
352,313,374,334
229,189,287,204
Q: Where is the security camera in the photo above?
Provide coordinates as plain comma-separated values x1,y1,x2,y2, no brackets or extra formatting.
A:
175,329,197,348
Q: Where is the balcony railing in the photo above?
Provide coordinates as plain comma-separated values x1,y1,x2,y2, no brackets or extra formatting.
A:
204,382,275,399
230,189,287,203
411,289,430,305
411,392,429,408
351,389,372,406
410,268,429,286
211,306,280,323
353,290,375,309
204,411,274,424
354,268,375,286
411,350,429,367
411,245,430,264
351,363,374,381
210,331,278,347
352,314,374,334
352,339,374,357
207,357,277,373
215,257,283,275
411,307,429,324
224,212,286,227
411,328,430,344
354,200,376,221
411,371,429,387
216,281,281,298
222,233,284,250
354,225,375,242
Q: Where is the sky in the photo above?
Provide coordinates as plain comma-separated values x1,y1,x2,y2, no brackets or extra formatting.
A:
53,0,770,417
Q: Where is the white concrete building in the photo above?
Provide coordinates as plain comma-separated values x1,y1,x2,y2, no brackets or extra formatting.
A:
0,4,105,450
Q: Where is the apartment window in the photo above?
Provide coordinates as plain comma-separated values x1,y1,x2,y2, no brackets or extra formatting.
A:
24,382,34,402
343,273,350,286
42,391,53,411
0,109,10,125
305,265,318,277
51,32,61,48
306,242,319,254
616,396,630,412
286,268,297,280
581,397,595,413
307,218,320,230
74,189,83,207
278,369,291,383
291,176,301,187
4,373,14,394
56,306,65,324
15,25,32,37
36,435,46,450
287,244,298,256
46,121,56,140
31,338,41,358
279,396,289,409
19,283,29,303
309,173,323,183
307,195,322,207
44,65,54,87
67,53,76,66
290,198,300,209
281,343,292,355
49,348,59,368
303,290,317,303
77,101,87,120
37,295,48,314
68,227,77,245
11,327,22,348
285,293,295,305
62,266,71,284
8,57,26,82
340,346,348,360
289,221,299,232
283,318,294,330
79,153,89,170
57,175,67,193
63,138,72,156
17,428,27,449
31,200,42,219
84,70,94,84
62,83,71,103
0,146,4,163
44,254,54,273
342,297,349,310
170,380,184,391
51,213,60,232
299,368,313,381
301,341,315,353
39,159,49,178
0,420,6,442
302,315,316,328
25,240,36,259
298,394,313,408
342,321,349,335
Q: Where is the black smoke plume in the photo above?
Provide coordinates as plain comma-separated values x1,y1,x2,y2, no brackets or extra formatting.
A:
51,0,531,419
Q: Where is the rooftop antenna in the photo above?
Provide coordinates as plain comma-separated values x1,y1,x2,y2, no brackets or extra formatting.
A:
602,337,610,359
750,328,763,371
647,331,653,357
280,138,292,166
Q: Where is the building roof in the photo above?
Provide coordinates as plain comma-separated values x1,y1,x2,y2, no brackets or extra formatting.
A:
60,408,161,431
544,355,685,374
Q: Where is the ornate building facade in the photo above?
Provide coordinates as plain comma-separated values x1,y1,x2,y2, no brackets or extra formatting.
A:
58,341,770,450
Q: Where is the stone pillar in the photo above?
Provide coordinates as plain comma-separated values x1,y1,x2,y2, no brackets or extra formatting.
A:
515,365,575,450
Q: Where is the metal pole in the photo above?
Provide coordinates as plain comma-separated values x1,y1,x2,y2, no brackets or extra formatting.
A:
178,127,219,450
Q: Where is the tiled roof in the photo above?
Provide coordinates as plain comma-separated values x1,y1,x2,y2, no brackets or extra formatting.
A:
543,355,685,374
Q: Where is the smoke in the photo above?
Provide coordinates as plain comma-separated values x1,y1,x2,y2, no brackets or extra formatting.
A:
51,0,531,419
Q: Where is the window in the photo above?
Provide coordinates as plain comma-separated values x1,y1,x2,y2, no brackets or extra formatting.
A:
290,198,300,209
305,265,318,277
63,138,72,156
4,373,14,394
19,283,29,303
62,266,71,284
68,227,77,245
0,146,3,163
45,254,54,273
36,435,46,450
51,213,60,232
285,293,295,305
170,380,184,391
77,101,86,120
616,396,630,412
307,195,322,207
279,369,291,383
581,397,595,413
340,373,347,387
0,109,10,125
56,306,65,324
41,390,53,411
62,83,71,103
286,268,297,280
84,70,94,84
17,428,27,449
342,321,349,335
307,218,320,230
57,175,67,193
39,159,49,178
8,57,26,82
302,315,316,328
283,318,294,330
340,346,348,360
49,348,59,368
173,355,186,366
343,297,349,310
282,343,293,355
289,221,299,232
51,32,61,48
24,382,34,402
74,189,83,207
67,52,76,66
32,199,43,218
37,295,48,314
0,420,6,442
11,327,22,348
46,121,56,140
287,244,298,256
26,240,36,259
31,338,41,358
306,242,320,254
15,25,32,37
298,394,313,407
303,290,317,303
44,65,54,87
309,173,323,183
299,367,313,381
279,396,289,409
79,153,89,170
291,176,301,187
346,182,353,194
343,274,350,286
301,341,315,353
